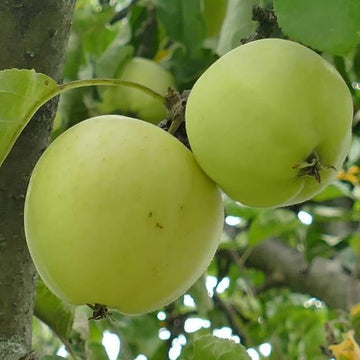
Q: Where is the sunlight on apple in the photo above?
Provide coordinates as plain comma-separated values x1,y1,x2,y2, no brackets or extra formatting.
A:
184,318,211,333
183,294,196,307
213,326,240,343
102,331,120,360
216,277,230,294
206,275,218,296
259,342,272,356
297,210,313,225
247,348,260,360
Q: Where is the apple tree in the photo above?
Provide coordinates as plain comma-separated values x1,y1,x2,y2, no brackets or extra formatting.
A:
1,1,360,359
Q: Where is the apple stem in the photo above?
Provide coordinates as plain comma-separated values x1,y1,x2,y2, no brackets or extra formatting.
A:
293,151,336,183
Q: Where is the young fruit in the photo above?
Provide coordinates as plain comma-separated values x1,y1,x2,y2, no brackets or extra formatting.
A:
24,115,223,315
185,38,353,208
98,57,175,124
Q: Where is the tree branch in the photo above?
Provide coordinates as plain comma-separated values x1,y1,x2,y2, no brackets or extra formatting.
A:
245,239,360,310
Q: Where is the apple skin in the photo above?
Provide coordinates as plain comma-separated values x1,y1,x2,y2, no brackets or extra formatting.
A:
98,57,175,124
185,38,353,208
24,115,223,315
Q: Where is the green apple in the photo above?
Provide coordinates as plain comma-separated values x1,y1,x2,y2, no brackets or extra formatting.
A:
185,38,353,208
98,57,175,124
25,115,223,315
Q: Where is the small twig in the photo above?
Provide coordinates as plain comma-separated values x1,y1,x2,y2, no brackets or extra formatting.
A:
109,0,139,25
158,88,191,148
213,293,248,344
242,5,280,43
106,318,134,360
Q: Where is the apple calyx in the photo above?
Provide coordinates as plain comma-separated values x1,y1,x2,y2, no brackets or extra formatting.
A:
87,303,113,321
293,151,336,183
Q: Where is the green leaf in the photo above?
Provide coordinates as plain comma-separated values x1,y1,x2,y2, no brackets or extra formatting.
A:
273,0,360,55
248,209,300,246
42,356,67,360
95,43,134,79
87,342,110,359
112,312,162,358
311,182,353,202
216,0,258,56
0,69,58,167
354,45,360,79
34,279,74,341
72,3,121,57
154,0,206,57
193,334,250,359
224,199,260,220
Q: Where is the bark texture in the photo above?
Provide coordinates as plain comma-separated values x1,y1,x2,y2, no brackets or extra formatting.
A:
0,1,76,359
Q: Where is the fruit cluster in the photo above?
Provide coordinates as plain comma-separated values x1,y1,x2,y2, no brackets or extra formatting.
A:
24,39,353,315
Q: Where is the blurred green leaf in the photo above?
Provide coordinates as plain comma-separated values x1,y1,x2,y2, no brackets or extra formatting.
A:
34,279,74,342
87,342,110,359
347,136,360,164
311,182,353,202
217,0,257,56
224,199,260,220
112,312,162,358
354,45,360,79
63,33,86,80
154,0,206,57
248,209,300,246
42,356,67,360
274,0,360,55
0,69,57,167
73,3,121,57
193,334,250,359
95,43,134,78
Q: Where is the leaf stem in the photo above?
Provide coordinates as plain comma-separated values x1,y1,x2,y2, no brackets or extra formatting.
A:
57,78,166,105
24,78,167,135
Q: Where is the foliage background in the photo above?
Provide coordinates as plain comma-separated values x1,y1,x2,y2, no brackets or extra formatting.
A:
26,0,360,359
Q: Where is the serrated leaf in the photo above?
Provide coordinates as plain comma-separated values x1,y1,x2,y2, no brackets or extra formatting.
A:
248,209,300,246
217,0,258,56
34,279,74,340
193,334,250,360
0,69,58,167
274,0,360,55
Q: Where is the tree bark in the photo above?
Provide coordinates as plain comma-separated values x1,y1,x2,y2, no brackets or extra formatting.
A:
0,2,76,359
